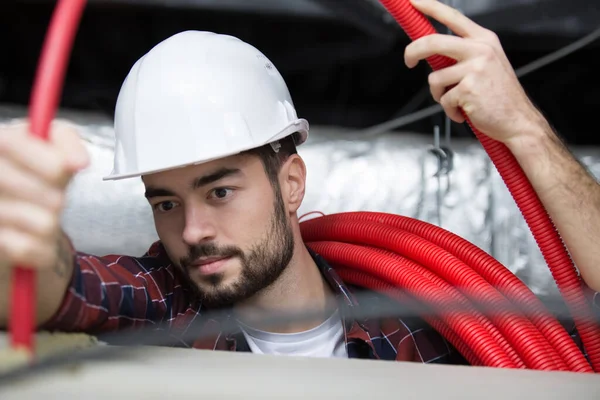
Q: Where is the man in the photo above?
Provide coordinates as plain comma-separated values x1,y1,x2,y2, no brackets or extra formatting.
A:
0,0,598,363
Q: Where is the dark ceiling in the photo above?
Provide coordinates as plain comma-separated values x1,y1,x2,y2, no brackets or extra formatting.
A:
1,0,599,145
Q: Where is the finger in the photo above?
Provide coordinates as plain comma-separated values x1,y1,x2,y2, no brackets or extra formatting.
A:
0,128,74,188
49,120,90,172
0,228,56,270
0,228,56,269
427,63,469,102
405,34,480,68
410,0,488,38
439,87,466,123
0,158,64,212
0,198,60,240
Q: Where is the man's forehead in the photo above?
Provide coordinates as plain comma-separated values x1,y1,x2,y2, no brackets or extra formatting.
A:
141,153,256,185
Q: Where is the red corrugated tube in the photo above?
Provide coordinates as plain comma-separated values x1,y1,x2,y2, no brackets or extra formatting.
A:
9,0,86,353
301,213,593,372
381,0,600,371
297,0,600,373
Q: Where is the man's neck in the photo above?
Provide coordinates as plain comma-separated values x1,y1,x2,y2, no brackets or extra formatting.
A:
233,244,337,334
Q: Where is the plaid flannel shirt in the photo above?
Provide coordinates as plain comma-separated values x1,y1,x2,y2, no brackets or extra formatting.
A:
43,241,467,364
43,240,599,364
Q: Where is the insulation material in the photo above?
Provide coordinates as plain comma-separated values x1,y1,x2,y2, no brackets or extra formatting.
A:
1,106,598,296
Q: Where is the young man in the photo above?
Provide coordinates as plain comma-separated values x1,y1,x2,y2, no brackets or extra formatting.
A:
0,0,598,363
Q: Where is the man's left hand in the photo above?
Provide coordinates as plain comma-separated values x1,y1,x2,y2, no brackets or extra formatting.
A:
404,0,545,145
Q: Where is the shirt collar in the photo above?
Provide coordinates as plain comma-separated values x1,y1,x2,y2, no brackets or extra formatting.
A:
191,246,372,350
306,247,372,333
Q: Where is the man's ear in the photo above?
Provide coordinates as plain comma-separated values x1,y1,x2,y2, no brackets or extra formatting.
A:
280,154,306,214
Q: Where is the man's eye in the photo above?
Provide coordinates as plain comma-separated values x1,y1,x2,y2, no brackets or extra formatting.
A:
211,188,233,200
155,201,178,212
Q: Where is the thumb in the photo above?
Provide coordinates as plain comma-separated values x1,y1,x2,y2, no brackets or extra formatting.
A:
49,120,90,173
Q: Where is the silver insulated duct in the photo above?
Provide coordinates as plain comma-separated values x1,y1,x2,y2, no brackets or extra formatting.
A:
2,105,600,297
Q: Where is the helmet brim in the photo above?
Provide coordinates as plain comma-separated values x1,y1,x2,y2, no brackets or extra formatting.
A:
102,119,309,181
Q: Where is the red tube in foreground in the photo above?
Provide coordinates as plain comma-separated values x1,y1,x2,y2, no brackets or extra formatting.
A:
9,0,86,352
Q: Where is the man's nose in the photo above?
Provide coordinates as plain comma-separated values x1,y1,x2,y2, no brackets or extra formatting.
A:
181,206,217,245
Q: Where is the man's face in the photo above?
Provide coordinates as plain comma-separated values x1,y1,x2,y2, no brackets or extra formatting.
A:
142,153,296,308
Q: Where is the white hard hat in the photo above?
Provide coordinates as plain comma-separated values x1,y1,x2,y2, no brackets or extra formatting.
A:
103,30,309,181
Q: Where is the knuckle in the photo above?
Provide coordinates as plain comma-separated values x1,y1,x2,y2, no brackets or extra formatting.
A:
430,86,443,103
46,163,69,186
56,125,80,145
412,35,430,54
46,191,66,214
428,71,440,86
471,58,486,74
429,86,438,102
440,93,451,108
52,120,80,145
480,44,496,60
64,124,81,139
6,236,36,265
485,30,500,45
422,35,437,50
404,46,415,63
36,213,60,239
460,76,475,94
0,231,54,269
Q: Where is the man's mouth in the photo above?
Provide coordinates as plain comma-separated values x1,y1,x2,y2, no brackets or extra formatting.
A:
190,256,232,276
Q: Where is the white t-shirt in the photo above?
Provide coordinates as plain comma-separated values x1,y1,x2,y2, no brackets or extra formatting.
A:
237,310,348,359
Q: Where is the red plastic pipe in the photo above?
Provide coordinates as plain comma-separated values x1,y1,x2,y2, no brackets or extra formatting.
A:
329,211,592,372
334,266,483,365
374,0,600,371
301,216,593,371
9,0,86,352
314,242,523,368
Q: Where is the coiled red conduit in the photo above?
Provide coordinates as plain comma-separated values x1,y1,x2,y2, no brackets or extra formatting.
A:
11,0,600,373
300,0,600,373
301,213,593,371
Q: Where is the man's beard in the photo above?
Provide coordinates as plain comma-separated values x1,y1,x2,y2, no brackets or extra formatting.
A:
179,188,295,309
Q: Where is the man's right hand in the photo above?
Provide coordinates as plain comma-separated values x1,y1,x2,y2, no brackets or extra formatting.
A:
0,120,89,274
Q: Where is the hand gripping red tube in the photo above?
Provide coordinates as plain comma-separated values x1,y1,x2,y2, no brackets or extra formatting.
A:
299,0,600,373
377,0,600,371
9,0,86,353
